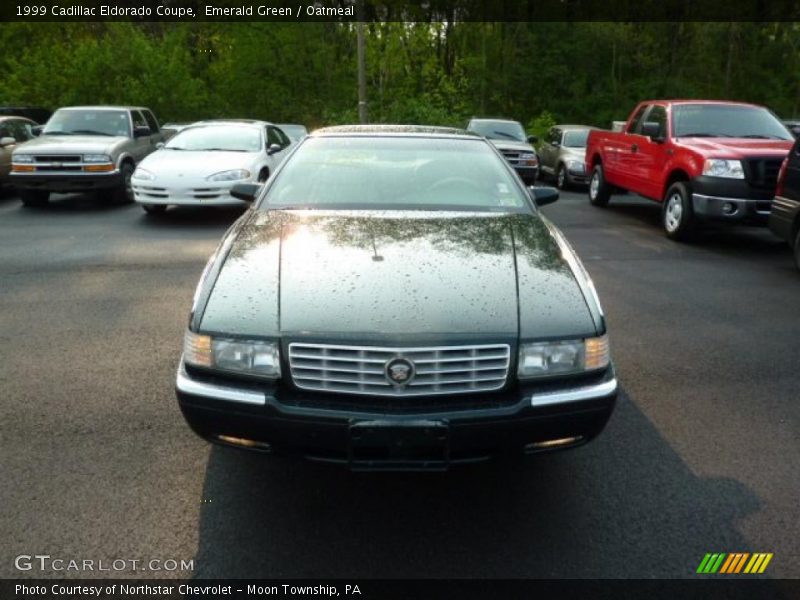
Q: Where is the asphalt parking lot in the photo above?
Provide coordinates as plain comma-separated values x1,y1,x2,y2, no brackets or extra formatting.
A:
1,188,798,579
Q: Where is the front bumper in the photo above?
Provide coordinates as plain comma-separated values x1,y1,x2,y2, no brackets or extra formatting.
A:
175,360,618,469
691,176,775,223
10,171,122,193
133,181,248,206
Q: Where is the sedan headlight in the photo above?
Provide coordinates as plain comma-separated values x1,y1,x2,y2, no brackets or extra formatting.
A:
567,159,586,174
702,159,744,179
183,330,281,378
13,154,34,163
132,168,155,181
207,169,250,182
518,334,609,379
84,154,112,163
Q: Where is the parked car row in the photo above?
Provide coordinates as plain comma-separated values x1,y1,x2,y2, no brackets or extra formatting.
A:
5,104,307,211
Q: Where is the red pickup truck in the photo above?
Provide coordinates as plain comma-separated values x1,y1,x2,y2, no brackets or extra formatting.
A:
585,100,794,239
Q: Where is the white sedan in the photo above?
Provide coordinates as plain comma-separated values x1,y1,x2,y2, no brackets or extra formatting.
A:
132,120,293,214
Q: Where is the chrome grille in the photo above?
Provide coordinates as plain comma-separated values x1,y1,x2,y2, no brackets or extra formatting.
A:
501,149,522,165
288,343,511,397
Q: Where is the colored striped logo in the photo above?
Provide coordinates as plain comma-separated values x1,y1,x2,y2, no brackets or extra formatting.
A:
696,553,773,574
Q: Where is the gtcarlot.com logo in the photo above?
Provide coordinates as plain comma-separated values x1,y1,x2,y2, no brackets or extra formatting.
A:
696,552,773,574
14,554,194,572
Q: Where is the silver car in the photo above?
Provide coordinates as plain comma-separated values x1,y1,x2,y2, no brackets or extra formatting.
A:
538,125,597,189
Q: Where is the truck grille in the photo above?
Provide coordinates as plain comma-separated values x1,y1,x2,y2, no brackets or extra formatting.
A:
745,158,783,190
33,155,81,163
501,149,522,165
288,343,511,397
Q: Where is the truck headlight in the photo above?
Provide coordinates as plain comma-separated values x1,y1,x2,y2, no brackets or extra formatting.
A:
13,154,33,163
207,169,250,182
132,168,155,181
184,330,281,378
83,154,112,163
702,159,744,179
518,334,609,379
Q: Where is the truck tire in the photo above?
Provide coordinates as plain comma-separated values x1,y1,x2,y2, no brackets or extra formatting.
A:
793,228,800,272
588,164,611,206
20,190,49,207
111,162,135,204
662,181,696,241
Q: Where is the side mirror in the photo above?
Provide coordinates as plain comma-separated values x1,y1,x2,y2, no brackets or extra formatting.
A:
230,182,261,203
133,126,151,138
266,143,282,156
529,185,559,207
155,142,165,149
32,125,43,137
0,136,16,147
527,135,539,144
550,140,561,147
640,121,664,142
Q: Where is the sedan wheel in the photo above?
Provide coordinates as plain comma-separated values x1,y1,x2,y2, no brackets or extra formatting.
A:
557,165,567,189
142,203,167,215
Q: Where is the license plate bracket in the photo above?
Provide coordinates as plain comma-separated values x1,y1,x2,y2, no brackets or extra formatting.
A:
348,419,450,471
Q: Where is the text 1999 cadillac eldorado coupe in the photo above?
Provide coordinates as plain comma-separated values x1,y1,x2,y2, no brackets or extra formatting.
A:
176,125,617,470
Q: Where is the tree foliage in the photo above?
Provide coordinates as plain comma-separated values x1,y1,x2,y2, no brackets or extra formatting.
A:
2,22,800,128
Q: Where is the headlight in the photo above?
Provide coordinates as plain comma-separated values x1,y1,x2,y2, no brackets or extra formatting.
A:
702,159,744,179
13,154,33,163
83,154,112,163
132,168,155,181
207,169,250,182
518,334,609,379
567,160,585,173
184,330,281,378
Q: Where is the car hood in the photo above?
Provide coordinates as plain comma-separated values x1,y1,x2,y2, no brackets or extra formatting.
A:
13,135,127,155
487,139,536,154
198,211,598,343
139,149,257,177
560,146,587,159
674,138,792,158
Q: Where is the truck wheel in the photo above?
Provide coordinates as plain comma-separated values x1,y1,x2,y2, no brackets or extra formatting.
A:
556,164,568,190
142,204,167,215
112,162,135,204
20,190,49,207
588,165,611,206
662,182,696,241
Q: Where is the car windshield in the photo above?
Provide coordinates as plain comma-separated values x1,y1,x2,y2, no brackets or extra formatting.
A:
166,125,262,152
262,136,530,212
43,109,130,137
468,121,527,142
279,125,308,141
673,104,793,140
563,130,590,147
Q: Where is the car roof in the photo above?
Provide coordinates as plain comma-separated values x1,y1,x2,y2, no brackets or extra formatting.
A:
642,99,765,108
57,106,149,111
193,119,272,126
313,124,479,138
0,115,35,122
554,124,598,130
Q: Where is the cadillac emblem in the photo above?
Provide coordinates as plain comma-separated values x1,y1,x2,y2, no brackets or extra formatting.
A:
385,357,415,386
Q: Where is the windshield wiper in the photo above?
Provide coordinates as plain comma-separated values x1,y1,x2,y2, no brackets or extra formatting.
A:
43,131,72,135
70,129,114,136
677,133,734,138
491,131,522,141
165,146,186,150
740,134,785,140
